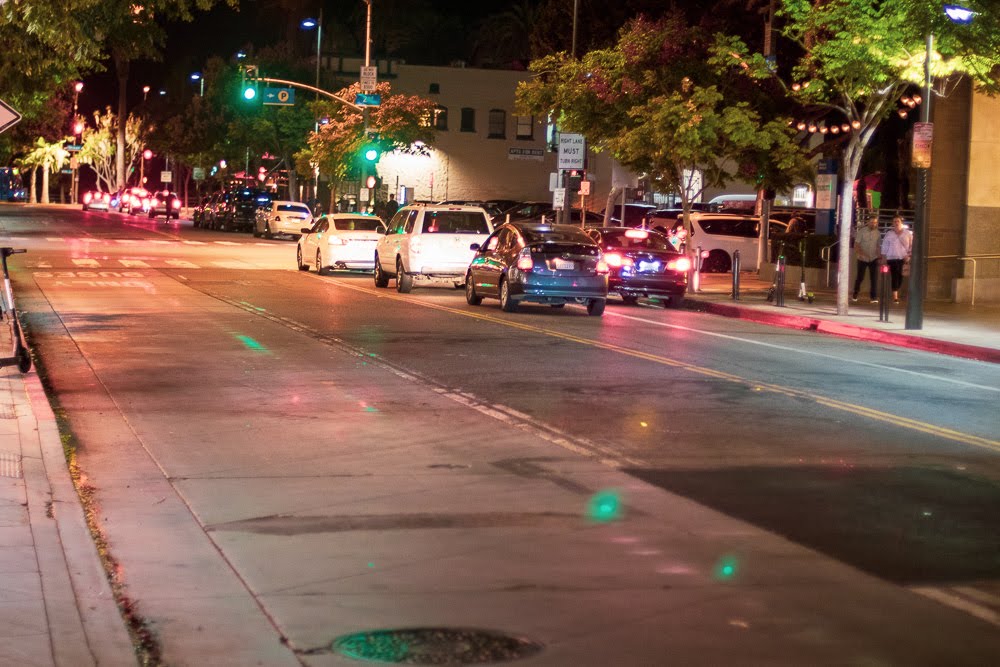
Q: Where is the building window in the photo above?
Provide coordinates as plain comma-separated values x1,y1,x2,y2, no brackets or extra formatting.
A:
488,109,506,139
423,105,448,130
429,83,440,94
461,108,476,133
515,115,533,140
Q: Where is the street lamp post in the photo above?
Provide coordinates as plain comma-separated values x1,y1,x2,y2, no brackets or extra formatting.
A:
142,85,150,102
190,72,204,97
906,4,974,330
71,82,83,203
300,11,323,99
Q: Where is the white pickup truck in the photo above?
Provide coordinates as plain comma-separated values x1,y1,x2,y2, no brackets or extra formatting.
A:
374,204,494,292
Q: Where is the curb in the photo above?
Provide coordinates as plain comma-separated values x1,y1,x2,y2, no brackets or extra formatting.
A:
689,299,1000,364
21,370,136,666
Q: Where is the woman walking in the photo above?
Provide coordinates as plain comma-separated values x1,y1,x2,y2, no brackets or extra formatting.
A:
880,216,912,304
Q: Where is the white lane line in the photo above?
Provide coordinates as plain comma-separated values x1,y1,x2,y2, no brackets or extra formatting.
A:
213,241,239,246
118,259,150,268
149,239,172,244
605,310,1000,392
166,259,199,269
953,586,1000,606
182,240,207,245
910,586,1000,627
71,258,100,268
211,261,253,269
44,237,65,242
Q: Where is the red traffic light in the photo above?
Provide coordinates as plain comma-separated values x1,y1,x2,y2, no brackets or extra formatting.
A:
366,175,377,189
142,149,153,160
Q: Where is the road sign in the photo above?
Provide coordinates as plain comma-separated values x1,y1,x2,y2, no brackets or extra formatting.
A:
354,93,381,107
0,98,22,135
65,144,83,152
192,167,205,181
161,171,173,183
552,187,566,210
558,133,586,170
262,87,295,106
360,65,378,91
912,122,934,168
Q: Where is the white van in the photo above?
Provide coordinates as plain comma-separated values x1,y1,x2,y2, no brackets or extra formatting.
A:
707,194,757,212
687,213,787,272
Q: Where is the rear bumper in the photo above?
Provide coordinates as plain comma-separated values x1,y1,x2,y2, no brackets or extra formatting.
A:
512,273,608,302
610,276,686,298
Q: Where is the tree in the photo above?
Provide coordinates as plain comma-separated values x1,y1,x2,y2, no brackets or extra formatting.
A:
765,0,1000,314
19,138,69,204
78,108,150,193
305,81,436,205
517,15,809,242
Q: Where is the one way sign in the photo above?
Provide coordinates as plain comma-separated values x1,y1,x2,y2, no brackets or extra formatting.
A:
0,98,22,135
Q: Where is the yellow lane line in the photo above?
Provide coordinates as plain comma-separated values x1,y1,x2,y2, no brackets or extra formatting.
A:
329,278,1000,453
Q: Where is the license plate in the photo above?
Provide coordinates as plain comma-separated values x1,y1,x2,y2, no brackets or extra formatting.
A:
553,258,574,270
638,260,660,273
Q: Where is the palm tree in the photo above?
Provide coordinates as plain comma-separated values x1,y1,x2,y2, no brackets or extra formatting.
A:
20,138,69,204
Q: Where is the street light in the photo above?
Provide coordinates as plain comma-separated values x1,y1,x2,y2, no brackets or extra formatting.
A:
71,82,84,203
190,72,204,97
142,85,150,102
300,12,322,99
906,3,973,330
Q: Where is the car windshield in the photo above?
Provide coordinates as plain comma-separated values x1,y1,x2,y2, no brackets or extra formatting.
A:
521,226,594,245
599,230,675,251
332,218,383,231
421,211,490,234
277,204,311,215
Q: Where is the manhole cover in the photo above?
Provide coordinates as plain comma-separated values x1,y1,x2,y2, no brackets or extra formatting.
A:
332,627,543,664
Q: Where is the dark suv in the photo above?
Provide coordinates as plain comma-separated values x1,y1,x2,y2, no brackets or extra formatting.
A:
219,187,263,232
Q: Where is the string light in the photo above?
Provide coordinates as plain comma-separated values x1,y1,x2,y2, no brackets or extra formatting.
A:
851,120,861,129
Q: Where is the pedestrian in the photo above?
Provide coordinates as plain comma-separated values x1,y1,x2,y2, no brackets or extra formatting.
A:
852,214,881,303
880,215,912,304
384,195,399,219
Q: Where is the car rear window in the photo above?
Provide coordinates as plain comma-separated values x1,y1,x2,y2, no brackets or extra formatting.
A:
599,230,674,251
521,227,594,245
332,218,383,231
421,211,490,234
698,218,758,237
277,204,311,215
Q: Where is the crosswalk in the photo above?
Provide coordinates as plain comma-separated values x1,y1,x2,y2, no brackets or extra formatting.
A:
29,257,280,270
2,236,280,246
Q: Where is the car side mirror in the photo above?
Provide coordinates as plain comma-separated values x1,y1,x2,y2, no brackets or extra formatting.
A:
470,243,480,251
300,227,311,234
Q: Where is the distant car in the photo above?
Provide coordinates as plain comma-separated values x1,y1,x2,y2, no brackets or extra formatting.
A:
147,190,181,219
603,202,657,227
191,195,212,227
500,201,554,222
465,221,609,316
219,187,261,232
255,200,313,239
118,187,151,215
297,214,386,273
374,203,494,293
81,190,111,211
586,227,689,307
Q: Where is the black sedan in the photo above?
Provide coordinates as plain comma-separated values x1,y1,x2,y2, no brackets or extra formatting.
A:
586,227,690,307
465,222,609,316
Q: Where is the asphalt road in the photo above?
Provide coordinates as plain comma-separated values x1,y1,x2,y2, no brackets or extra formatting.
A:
3,204,999,665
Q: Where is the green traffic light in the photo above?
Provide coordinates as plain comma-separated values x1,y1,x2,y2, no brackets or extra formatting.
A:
364,147,378,161
243,87,257,101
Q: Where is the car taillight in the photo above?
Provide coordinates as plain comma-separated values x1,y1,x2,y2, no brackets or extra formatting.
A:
151,199,160,208
668,257,692,272
624,229,648,239
596,258,609,274
172,200,181,209
604,252,633,269
516,247,533,271
83,192,92,204
130,196,139,206
102,193,110,202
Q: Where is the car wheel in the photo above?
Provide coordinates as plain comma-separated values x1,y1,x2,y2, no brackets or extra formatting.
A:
499,278,518,313
296,247,309,271
701,250,731,274
621,295,639,305
374,254,389,288
316,250,325,275
587,298,606,316
465,273,482,305
264,225,273,240
396,258,413,293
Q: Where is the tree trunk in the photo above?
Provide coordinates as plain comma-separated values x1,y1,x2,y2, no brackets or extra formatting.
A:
836,136,865,315
41,168,50,204
603,186,620,227
114,52,129,191
29,168,37,204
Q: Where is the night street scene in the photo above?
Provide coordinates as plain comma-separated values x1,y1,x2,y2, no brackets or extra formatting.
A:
1,1,999,665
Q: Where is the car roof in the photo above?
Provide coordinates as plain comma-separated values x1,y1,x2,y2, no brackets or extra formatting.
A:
273,200,310,206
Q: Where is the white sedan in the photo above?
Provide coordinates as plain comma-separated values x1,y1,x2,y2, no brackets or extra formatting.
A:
254,200,314,239
297,213,386,274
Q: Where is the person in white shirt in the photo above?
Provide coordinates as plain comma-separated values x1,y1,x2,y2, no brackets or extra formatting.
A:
880,216,912,304
852,214,882,303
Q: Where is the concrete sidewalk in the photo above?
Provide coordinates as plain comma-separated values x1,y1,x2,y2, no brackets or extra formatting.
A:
0,274,997,667
0,319,135,665
686,273,1000,363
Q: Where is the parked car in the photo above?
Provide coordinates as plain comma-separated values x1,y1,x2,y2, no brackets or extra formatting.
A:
688,213,787,272
112,187,150,215
297,214,386,273
585,227,689,307
147,190,182,219
374,204,493,293
255,200,313,239
465,221,609,316
81,190,111,211
218,187,262,232
191,195,212,227
499,201,553,222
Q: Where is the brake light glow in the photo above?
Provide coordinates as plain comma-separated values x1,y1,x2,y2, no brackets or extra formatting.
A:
172,199,181,209
604,252,633,268
624,229,648,239
668,257,692,272
83,192,93,204
516,248,533,270
596,258,609,274
102,193,110,202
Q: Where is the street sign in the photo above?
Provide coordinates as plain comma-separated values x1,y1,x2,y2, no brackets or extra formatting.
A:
192,167,205,181
0,98,22,135
354,93,382,107
161,171,173,183
912,122,933,168
579,180,591,196
65,144,83,152
360,66,378,91
262,87,295,106
552,187,566,210
557,133,586,170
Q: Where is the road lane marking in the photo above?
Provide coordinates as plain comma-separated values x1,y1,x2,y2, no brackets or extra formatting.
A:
606,310,999,392
166,259,199,269
71,258,100,268
910,587,1000,628
323,279,1000,454
213,241,240,246
182,240,207,245
119,259,150,268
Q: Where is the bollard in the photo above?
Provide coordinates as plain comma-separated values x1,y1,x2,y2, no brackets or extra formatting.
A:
775,255,786,307
878,261,891,322
731,249,741,300
691,246,703,293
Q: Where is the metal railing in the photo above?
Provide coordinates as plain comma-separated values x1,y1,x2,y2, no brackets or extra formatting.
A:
927,254,1000,306
820,239,839,287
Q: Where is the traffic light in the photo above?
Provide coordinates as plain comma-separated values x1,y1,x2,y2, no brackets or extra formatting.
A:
241,65,259,102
